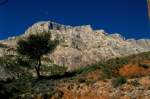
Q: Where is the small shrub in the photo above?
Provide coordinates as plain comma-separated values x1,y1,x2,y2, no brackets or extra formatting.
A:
77,77,96,85
99,63,112,79
73,65,100,75
139,63,150,69
49,64,67,76
112,76,127,87
52,90,64,99
16,56,35,69
77,77,86,83
130,80,140,87
85,79,96,85
107,57,129,70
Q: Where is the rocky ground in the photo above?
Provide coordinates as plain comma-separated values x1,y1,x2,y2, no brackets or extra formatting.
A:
0,51,150,99
57,76,150,99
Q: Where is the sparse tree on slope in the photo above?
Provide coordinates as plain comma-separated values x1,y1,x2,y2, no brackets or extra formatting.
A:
17,32,58,78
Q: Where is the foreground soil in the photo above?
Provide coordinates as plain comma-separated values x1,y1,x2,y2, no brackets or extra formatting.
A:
1,52,150,99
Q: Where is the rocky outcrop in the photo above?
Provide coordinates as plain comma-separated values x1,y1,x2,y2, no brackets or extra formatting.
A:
128,39,150,51
0,21,150,70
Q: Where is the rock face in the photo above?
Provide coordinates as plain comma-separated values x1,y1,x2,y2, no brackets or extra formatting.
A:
128,39,150,50
1,21,150,70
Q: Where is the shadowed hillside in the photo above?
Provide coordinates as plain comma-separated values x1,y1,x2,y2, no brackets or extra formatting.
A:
0,51,150,99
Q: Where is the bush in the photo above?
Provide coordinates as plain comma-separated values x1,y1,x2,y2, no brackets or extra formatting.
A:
85,79,96,85
112,76,127,87
16,56,36,69
0,76,34,99
75,64,101,75
49,64,67,76
106,57,129,70
139,63,150,69
98,63,112,79
130,80,140,87
0,56,20,75
77,77,86,83
0,55,34,79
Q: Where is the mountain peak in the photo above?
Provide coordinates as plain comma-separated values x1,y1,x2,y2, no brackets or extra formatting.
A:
25,21,94,35
0,20,150,70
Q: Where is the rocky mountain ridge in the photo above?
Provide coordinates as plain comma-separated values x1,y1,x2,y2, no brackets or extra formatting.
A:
0,21,150,70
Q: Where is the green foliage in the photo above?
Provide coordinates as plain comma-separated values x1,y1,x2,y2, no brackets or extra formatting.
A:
77,77,96,85
17,32,58,60
139,63,150,69
52,90,64,99
0,51,150,98
128,52,150,63
71,56,129,80
49,65,67,76
84,79,96,85
72,63,112,79
112,76,127,87
105,57,129,70
73,65,100,75
16,32,58,78
70,51,150,80
0,55,33,79
19,56,31,68
98,63,112,79
0,76,57,99
0,56,20,74
77,77,86,83
0,76,33,98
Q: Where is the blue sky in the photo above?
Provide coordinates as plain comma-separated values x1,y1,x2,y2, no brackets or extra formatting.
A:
0,0,150,39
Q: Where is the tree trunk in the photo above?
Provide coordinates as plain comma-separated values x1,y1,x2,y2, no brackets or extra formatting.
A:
35,66,40,78
35,58,41,78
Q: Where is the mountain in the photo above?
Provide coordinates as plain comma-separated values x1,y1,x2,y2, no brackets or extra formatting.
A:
1,21,150,99
0,21,150,70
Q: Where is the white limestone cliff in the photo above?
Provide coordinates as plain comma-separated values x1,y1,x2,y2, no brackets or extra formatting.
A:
0,21,150,70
